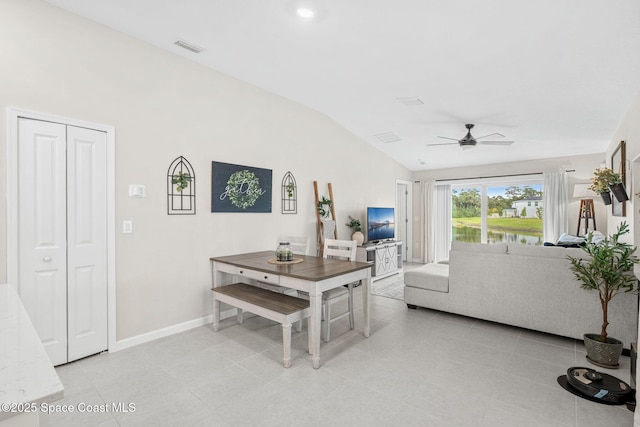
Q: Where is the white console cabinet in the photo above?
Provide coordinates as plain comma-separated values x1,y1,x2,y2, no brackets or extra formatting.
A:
356,241,403,280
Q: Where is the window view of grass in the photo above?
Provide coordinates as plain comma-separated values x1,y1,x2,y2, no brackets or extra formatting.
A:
452,184,544,245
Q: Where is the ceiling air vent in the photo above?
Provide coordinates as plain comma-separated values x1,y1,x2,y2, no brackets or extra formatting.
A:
174,39,205,53
397,97,424,107
374,132,402,143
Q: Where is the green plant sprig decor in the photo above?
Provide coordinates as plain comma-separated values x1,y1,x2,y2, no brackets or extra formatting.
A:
346,216,362,232
588,167,621,194
317,196,332,218
172,171,192,193
567,221,638,343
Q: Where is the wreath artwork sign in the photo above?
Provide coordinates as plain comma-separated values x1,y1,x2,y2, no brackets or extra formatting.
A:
211,161,272,213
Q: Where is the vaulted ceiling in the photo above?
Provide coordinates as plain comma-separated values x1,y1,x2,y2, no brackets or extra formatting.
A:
45,0,640,171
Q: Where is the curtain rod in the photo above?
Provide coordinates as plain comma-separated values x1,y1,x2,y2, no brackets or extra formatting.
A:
435,172,542,182
433,170,575,183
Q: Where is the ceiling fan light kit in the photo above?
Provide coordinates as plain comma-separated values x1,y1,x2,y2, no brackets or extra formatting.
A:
296,7,316,19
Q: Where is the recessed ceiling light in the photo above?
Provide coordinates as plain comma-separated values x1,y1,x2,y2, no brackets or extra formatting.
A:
296,7,316,19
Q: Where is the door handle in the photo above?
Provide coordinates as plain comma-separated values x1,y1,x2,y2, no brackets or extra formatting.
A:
43,256,52,262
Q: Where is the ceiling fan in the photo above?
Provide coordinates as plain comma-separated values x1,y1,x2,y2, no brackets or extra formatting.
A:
428,124,514,150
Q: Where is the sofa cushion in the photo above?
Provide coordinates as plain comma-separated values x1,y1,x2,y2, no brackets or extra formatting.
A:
450,241,508,254
404,263,449,293
508,244,563,258
508,244,588,260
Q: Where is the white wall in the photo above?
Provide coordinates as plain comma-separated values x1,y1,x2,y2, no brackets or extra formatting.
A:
606,91,640,245
0,0,411,341
609,93,640,427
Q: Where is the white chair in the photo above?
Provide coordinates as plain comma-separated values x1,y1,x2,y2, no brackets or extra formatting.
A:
258,237,310,293
256,236,311,331
278,236,310,331
272,236,309,293
280,236,310,256
320,238,358,342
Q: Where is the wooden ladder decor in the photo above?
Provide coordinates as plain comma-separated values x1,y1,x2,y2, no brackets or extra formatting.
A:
313,181,338,257
576,199,596,236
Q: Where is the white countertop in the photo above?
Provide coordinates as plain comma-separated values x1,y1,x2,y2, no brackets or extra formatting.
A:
0,284,64,421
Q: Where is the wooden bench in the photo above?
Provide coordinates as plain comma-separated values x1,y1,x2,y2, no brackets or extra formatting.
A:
211,283,310,367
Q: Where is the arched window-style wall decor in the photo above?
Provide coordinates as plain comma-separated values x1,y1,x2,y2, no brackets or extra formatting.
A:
281,171,297,214
167,156,196,215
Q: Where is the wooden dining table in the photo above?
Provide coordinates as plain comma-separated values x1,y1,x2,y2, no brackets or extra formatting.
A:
210,251,373,368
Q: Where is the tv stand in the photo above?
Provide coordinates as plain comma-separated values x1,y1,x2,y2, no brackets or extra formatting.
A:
356,241,403,281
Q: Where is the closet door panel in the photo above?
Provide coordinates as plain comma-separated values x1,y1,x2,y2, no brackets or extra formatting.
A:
66,125,108,362
17,118,68,365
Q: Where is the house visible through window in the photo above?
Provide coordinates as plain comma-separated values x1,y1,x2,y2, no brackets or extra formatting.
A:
449,176,544,246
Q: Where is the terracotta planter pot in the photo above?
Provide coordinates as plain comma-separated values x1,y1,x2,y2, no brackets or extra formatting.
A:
609,183,629,202
600,192,612,205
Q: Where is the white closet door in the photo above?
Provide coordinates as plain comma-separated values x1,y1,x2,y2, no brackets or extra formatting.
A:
18,119,69,365
18,119,108,365
66,125,108,362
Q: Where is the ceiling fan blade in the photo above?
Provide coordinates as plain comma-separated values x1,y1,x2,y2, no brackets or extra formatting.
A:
476,132,505,140
478,140,514,146
427,142,459,147
436,136,460,141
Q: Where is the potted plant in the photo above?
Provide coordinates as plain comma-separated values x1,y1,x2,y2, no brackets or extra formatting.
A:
610,181,630,203
346,215,364,246
567,221,638,368
588,167,628,204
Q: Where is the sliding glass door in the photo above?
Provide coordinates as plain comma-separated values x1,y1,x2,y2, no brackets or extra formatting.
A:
449,178,544,246
451,186,482,243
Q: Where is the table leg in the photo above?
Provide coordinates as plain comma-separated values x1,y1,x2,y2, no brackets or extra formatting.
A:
212,297,220,332
282,323,292,368
362,276,371,337
212,261,221,332
309,291,322,369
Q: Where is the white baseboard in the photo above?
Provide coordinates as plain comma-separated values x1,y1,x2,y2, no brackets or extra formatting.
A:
109,307,237,353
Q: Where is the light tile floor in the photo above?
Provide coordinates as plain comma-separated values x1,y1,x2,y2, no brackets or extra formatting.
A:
42,265,635,426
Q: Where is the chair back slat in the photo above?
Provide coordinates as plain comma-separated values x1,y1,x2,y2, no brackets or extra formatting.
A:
323,238,357,261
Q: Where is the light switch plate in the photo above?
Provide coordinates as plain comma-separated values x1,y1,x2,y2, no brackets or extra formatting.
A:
122,220,133,234
129,184,146,198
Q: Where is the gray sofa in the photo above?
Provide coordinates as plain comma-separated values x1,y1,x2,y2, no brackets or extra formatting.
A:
404,241,638,347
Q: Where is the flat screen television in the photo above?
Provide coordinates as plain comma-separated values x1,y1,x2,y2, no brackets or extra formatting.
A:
367,207,395,243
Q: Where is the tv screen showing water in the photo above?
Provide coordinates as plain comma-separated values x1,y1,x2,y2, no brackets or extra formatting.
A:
367,207,395,241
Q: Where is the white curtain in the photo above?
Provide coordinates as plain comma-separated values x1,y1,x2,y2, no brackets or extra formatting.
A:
418,181,435,263
433,184,452,262
543,171,569,243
